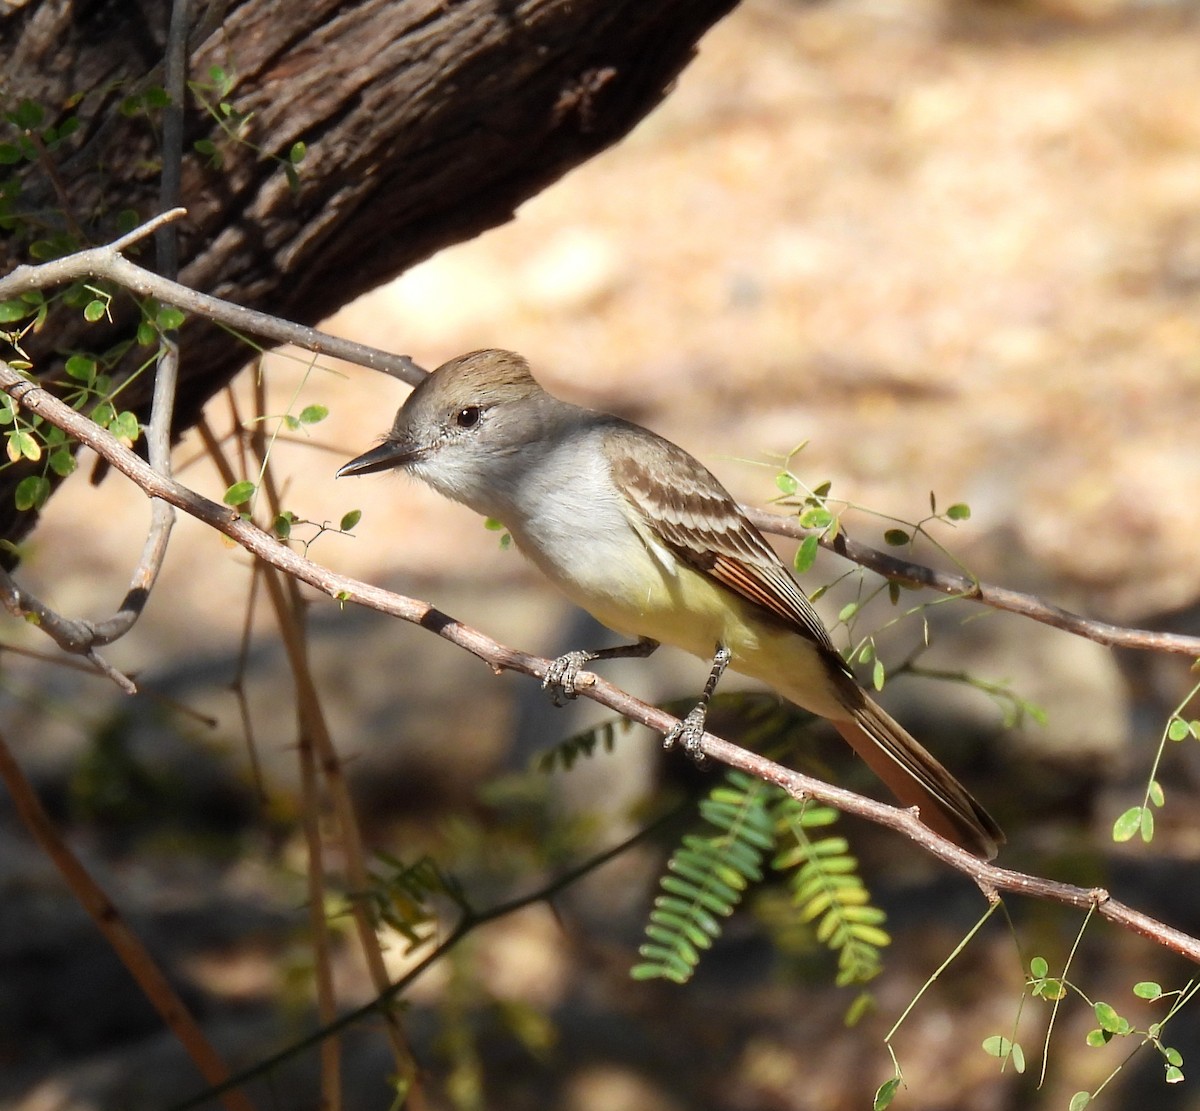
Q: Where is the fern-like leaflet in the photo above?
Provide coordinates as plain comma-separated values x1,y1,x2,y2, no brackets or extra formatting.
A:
772,800,889,986
633,770,889,987
632,771,775,982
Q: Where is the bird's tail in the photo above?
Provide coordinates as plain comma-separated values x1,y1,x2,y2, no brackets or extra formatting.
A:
832,693,1004,860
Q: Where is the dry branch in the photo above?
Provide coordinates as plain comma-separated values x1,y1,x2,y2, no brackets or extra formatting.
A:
2,358,1198,969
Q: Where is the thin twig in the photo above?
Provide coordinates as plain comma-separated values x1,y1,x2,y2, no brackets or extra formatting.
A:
745,508,1200,657
0,725,258,1111
171,805,685,1111
197,407,426,1101
3,361,1198,969
0,212,425,385
8,212,1190,660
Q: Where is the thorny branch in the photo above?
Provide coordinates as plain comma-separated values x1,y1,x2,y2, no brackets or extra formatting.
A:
1,358,1199,972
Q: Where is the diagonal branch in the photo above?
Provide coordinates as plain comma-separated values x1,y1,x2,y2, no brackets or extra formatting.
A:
2,359,1198,968
746,508,1200,657
5,214,1196,660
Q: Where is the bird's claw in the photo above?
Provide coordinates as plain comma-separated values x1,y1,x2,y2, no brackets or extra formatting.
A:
663,703,709,764
542,650,593,706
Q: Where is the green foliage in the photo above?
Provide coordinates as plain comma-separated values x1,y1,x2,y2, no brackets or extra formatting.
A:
773,799,889,986
989,942,1198,1107
188,64,307,190
365,852,467,951
1113,676,1200,845
535,717,620,773
632,770,772,984
632,769,888,987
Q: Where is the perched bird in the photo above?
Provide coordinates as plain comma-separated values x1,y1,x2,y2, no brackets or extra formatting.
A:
339,349,1004,858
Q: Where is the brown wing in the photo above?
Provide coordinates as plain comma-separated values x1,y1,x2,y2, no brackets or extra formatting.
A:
603,422,837,652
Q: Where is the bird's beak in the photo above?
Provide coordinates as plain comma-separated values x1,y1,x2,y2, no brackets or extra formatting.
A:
336,439,417,477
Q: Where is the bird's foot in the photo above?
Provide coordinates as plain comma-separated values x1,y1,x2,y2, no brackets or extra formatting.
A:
663,702,709,764
542,650,595,706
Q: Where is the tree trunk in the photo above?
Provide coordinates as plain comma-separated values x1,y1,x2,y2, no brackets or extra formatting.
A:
0,0,738,545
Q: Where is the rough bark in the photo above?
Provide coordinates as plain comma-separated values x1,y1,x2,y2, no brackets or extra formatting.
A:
0,0,738,545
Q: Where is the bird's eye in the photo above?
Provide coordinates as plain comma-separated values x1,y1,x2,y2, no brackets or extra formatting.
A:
455,406,482,428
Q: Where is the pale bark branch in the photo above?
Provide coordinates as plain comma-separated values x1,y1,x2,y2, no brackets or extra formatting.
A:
2,358,1198,969
746,508,1200,658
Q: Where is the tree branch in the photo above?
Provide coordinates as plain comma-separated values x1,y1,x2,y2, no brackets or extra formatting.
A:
0,212,425,385
745,508,1200,658
8,214,1194,661
2,359,1198,969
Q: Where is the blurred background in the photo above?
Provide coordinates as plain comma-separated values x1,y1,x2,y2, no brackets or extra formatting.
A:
3,0,1200,1107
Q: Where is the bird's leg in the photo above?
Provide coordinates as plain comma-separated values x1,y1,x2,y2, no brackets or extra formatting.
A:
542,636,660,707
663,643,732,760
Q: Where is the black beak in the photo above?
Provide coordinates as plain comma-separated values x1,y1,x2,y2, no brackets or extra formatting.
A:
336,439,417,477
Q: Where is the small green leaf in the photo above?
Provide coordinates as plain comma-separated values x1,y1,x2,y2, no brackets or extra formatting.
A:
144,86,171,109
946,502,971,520
1148,780,1165,807
1112,806,1143,843
1163,1046,1183,1067
83,299,107,323
289,140,306,164
109,411,140,447
982,1035,1011,1059
484,517,506,531
14,474,50,511
7,429,40,462
0,299,29,322
793,533,819,574
298,404,328,425
11,99,45,130
1010,1043,1025,1073
1133,981,1163,1000
1094,1002,1122,1034
156,305,185,331
775,472,797,495
1166,1065,1184,1084
799,506,833,529
274,511,294,538
64,354,96,381
873,1077,902,1110
48,447,76,477
1030,956,1049,978
339,509,361,531
1168,717,1190,741
90,400,116,428
0,143,22,165
1068,1092,1091,1111
223,480,256,507
1086,1029,1110,1048
838,602,858,623
883,528,909,546
844,991,874,1028
872,657,886,691
1140,806,1154,842
136,320,157,346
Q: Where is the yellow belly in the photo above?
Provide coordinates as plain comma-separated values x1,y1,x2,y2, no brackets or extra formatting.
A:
518,528,849,723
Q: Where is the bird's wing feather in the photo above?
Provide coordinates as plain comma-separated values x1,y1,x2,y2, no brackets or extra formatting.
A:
603,424,836,652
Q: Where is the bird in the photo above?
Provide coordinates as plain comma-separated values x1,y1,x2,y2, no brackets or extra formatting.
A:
338,349,1004,859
